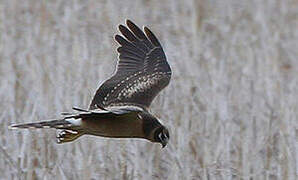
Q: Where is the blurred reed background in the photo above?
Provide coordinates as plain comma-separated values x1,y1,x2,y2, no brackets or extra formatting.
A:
0,0,297,179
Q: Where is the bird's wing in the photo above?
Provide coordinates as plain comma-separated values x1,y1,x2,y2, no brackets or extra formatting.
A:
63,106,143,119
89,20,171,110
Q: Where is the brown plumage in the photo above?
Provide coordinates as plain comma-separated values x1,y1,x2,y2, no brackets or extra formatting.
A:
9,20,171,148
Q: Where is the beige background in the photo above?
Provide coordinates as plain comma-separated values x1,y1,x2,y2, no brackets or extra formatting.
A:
0,0,297,179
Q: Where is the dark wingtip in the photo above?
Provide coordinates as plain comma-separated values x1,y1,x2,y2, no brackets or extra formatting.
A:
114,34,121,41
126,19,133,26
144,26,161,47
114,34,126,45
126,19,147,40
118,24,126,32
126,19,137,30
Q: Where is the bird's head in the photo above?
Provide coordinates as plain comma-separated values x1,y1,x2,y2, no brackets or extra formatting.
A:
154,126,169,148
138,112,170,148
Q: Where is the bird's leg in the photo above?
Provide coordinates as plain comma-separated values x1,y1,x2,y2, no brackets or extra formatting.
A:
56,130,84,144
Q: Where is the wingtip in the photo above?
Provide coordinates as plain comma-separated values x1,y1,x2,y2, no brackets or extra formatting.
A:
143,26,161,46
118,24,125,31
114,34,121,41
143,26,151,35
143,26,149,32
126,19,137,29
125,19,133,25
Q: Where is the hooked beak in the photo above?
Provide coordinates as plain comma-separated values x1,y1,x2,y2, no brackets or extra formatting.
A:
161,137,169,148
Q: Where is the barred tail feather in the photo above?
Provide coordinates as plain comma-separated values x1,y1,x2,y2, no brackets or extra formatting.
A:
8,119,72,130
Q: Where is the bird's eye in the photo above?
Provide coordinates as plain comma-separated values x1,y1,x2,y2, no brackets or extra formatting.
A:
158,132,164,141
163,132,168,139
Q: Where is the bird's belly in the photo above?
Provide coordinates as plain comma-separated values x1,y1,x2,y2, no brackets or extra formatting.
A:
81,116,143,138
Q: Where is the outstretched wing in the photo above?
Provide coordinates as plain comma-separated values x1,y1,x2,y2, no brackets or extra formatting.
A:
89,20,171,110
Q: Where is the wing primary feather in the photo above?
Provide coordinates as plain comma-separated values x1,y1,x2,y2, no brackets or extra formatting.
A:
115,35,145,53
72,107,89,112
119,25,139,42
115,34,130,46
125,21,154,49
89,20,171,109
119,55,143,62
117,46,145,56
117,47,144,59
117,47,145,58
126,20,147,40
144,26,161,47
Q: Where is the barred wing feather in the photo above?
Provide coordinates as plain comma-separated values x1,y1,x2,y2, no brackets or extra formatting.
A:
90,20,171,110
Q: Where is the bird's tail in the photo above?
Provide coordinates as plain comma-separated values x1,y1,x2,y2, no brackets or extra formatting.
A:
8,107,102,143
8,119,72,130
8,118,84,144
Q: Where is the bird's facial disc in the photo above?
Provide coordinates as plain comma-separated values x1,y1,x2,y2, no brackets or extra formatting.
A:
158,128,169,148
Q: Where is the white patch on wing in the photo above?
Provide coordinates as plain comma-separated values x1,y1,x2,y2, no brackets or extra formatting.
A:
119,74,164,99
66,130,78,134
89,109,110,113
106,105,144,112
65,118,82,126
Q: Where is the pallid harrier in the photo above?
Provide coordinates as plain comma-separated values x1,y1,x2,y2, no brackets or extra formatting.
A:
9,20,171,148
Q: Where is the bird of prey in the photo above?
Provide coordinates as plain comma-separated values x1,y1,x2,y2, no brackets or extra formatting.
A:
9,20,171,148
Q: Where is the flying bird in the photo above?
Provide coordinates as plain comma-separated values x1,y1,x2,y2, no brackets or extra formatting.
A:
9,20,171,148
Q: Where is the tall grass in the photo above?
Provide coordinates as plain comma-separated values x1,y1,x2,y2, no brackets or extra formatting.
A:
0,0,297,179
